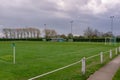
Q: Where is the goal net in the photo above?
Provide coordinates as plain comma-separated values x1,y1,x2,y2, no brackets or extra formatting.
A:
105,37,116,45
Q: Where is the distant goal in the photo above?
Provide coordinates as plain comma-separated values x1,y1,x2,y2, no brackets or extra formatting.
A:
105,37,116,45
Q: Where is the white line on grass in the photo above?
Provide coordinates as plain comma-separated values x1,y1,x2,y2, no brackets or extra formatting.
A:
0,59,12,64
34,47,102,61
28,60,82,80
70,47,100,54
103,48,117,54
86,54,100,60
86,47,118,60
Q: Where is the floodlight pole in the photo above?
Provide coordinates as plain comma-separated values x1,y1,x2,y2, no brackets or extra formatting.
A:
70,20,74,35
44,24,46,29
44,24,47,39
110,16,114,36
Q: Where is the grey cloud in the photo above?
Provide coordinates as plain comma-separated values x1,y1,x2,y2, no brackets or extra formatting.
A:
0,0,120,35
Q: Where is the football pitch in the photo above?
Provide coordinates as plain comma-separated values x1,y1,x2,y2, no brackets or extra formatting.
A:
0,41,119,80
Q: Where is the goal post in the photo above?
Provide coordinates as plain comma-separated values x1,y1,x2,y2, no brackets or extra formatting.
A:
105,37,116,45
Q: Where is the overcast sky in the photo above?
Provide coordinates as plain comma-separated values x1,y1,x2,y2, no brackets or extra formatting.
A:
0,0,120,36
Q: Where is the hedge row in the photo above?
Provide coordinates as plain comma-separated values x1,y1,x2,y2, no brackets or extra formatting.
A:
0,38,43,41
73,38,120,42
0,38,120,42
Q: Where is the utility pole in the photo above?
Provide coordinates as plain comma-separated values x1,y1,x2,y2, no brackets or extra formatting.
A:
44,24,47,39
110,16,114,36
70,20,74,34
44,24,46,29
110,16,116,44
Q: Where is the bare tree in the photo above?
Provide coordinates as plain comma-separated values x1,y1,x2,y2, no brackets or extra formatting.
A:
2,28,8,38
68,33,73,39
44,29,57,38
2,27,41,39
102,32,113,37
50,30,57,38
60,34,67,39
36,28,40,38
84,27,93,38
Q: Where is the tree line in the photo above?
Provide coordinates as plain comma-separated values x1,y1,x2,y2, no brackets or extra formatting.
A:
2,28,58,39
83,27,114,38
2,28,40,39
2,27,118,39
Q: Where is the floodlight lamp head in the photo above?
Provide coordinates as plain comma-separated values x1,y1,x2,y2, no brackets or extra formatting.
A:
110,16,114,18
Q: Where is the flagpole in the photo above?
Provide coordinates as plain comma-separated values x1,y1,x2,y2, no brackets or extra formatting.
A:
13,43,16,64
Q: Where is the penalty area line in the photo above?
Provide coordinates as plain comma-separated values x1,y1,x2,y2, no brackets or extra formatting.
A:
0,59,13,64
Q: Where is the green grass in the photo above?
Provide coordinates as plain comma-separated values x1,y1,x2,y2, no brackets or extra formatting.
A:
0,41,119,80
113,68,120,80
